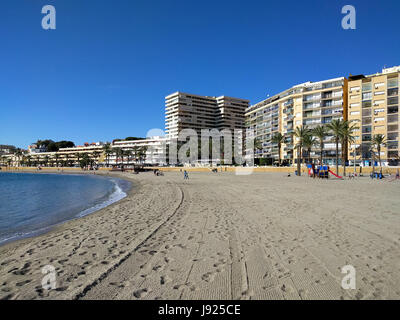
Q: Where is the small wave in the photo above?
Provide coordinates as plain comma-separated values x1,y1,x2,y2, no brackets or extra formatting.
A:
0,177,130,246
77,179,128,218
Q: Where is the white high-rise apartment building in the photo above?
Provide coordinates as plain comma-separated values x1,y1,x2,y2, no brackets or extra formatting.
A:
165,92,249,139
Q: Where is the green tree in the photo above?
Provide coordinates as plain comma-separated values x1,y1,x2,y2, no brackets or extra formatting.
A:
114,148,123,166
340,122,358,177
14,149,23,167
312,125,329,166
327,119,347,175
80,153,90,169
303,134,316,164
102,143,112,167
138,146,148,164
271,133,285,166
371,134,387,172
294,126,310,176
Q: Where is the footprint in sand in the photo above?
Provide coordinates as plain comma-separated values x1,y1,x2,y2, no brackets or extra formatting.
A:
160,275,172,285
133,288,149,299
201,272,216,282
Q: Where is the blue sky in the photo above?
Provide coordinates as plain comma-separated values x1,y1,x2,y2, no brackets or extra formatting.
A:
1,0,399,148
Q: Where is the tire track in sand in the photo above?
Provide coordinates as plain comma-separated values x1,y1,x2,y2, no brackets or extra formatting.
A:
74,181,185,300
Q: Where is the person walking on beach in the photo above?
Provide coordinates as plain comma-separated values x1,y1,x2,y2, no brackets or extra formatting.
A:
183,170,189,180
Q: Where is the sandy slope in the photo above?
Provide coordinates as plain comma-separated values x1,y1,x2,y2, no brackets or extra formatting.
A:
0,171,399,300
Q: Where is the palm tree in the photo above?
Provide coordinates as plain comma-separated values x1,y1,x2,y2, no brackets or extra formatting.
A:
26,155,32,167
327,119,347,175
102,143,112,167
0,156,5,167
138,146,148,164
55,153,60,167
124,149,133,166
294,126,310,176
271,133,285,166
92,151,101,166
14,148,23,167
65,153,70,167
254,137,262,154
340,122,358,177
75,153,81,167
312,125,329,166
113,148,122,167
303,134,316,165
371,134,387,172
44,155,50,167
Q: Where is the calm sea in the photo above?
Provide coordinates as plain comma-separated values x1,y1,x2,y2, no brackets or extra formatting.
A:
0,172,131,245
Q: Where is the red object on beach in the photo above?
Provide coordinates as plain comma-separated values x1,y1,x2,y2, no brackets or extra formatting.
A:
328,170,343,179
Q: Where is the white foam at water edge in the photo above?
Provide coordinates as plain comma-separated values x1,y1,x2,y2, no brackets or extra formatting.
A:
0,177,129,246
76,179,127,218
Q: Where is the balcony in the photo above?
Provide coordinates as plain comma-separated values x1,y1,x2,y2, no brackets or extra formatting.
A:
387,78,399,89
388,88,398,97
283,100,293,107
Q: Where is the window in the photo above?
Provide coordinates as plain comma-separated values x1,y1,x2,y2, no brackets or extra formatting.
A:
387,78,398,88
362,92,372,100
350,95,359,100
388,97,398,105
374,100,384,106
374,91,385,96
362,126,372,134
374,82,385,88
362,101,372,108
350,103,360,107
362,83,372,91
388,88,398,96
374,117,384,122
350,111,360,116
350,86,360,92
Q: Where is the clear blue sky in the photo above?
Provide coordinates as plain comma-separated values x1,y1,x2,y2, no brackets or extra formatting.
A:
1,0,399,148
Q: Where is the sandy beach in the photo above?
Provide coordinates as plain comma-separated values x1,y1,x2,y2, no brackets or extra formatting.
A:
1,171,400,300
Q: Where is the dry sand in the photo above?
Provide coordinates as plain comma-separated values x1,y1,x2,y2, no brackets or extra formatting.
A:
0,171,400,300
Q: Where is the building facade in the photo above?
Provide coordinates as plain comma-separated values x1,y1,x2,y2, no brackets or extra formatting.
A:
246,77,347,165
112,136,168,165
165,92,249,139
347,67,400,166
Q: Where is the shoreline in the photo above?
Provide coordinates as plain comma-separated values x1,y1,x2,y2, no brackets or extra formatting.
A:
0,170,136,249
1,171,399,300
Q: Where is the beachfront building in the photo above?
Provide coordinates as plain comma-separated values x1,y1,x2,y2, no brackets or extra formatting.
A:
347,66,400,166
111,136,168,166
0,145,16,156
165,92,249,139
14,142,106,167
245,77,347,165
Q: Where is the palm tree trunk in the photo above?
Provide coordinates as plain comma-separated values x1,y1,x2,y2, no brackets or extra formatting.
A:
278,144,281,166
320,142,323,166
297,147,301,176
378,146,382,172
335,138,339,175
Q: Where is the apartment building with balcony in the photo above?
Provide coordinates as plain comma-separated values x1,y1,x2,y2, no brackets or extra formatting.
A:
112,136,168,165
347,66,400,166
245,77,347,165
165,92,249,139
